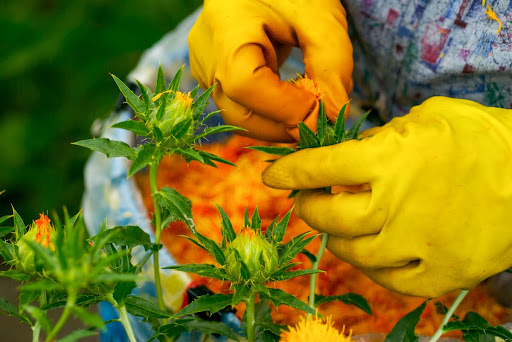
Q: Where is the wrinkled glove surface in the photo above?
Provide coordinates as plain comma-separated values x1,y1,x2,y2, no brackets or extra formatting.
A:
262,96,512,297
188,0,353,142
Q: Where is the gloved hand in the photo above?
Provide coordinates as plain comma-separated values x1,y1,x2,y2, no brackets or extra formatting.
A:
188,0,353,142
262,96,512,297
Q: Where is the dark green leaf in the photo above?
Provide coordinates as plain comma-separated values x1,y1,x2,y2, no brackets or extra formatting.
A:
300,249,317,264
217,205,236,244
174,147,204,164
152,125,164,142
71,306,105,330
231,284,250,306
171,118,193,140
334,103,348,142
0,226,12,238
155,93,169,122
196,233,225,265
111,120,148,137
190,84,200,99
173,293,233,318
154,65,166,102
198,109,222,126
192,84,215,120
258,322,287,339
0,270,31,281
128,144,159,177
384,301,427,342
273,210,292,244
253,283,270,297
315,293,372,315
57,329,98,342
278,232,316,265
261,288,314,315
0,239,13,263
316,100,328,144
89,225,152,250
175,317,241,341
273,269,323,281
111,74,146,114
243,207,250,228
12,207,26,241
0,298,32,325
155,187,195,233
197,150,237,167
251,207,261,230
42,295,101,310
167,67,183,98
0,214,12,225
298,122,320,149
73,138,137,160
19,288,39,306
113,281,137,305
194,125,242,142
347,109,371,140
287,190,299,199
165,264,228,280
246,146,296,156
125,295,171,319
443,312,512,342
135,79,151,116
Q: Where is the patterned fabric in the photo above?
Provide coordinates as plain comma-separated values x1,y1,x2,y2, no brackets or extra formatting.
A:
344,0,512,121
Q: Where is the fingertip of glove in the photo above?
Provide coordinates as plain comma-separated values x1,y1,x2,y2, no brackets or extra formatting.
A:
261,163,290,189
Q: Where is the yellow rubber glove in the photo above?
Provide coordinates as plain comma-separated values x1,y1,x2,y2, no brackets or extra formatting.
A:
262,96,512,297
188,0,353,142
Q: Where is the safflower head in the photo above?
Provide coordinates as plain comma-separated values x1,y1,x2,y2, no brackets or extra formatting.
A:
280,314,353,342
292,74,321,100
225,228,279,284
149,90,194,144
16,213,56,273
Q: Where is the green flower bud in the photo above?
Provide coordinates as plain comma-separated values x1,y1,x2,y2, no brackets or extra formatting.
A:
225,228,279,284
16,214,56,274
149,91,194,145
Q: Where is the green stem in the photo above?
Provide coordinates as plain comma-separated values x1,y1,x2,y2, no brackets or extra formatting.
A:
118,304,137,342
45,291,77,342
149,160,165,314
308,233,329,317
32,321,41,342
428,290,469,342
245,288,258,342
33,291,48,342
105,293,137,342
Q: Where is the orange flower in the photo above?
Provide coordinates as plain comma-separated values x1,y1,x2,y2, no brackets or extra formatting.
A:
292,74,321,99
34,213,54,250
280,314,353,342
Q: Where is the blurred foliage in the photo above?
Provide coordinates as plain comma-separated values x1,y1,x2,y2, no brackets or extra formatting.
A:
0,0,202,220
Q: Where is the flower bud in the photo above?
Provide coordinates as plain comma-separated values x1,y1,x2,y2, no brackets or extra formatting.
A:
16,214,56,274
150,91,194,143
225,228,279,284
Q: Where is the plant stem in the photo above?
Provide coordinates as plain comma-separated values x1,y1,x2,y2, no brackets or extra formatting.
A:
428,290,469,342
33,291,48,342
45,291,77,342
118,304,138,342
149,160,166,313
308,233,329,316
245,288,258,342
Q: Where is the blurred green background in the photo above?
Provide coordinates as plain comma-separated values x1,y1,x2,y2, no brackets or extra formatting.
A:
0,0,202,221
